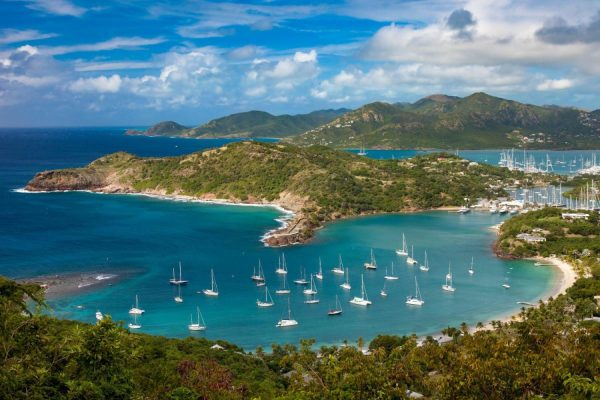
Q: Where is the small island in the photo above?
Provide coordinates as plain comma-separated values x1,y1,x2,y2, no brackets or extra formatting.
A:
26,142,553,246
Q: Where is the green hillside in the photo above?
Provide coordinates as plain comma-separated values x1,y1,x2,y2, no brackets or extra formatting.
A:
25,142,550,246
126,109,348,138
289,93,600,149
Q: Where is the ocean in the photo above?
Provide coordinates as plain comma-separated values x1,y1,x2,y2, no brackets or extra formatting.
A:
0,127,574,349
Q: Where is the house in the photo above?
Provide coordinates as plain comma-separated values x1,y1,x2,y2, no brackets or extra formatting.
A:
561,213,590,220
516,233,546,243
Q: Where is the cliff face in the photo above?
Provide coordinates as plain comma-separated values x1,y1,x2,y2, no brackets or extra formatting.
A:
26,169,108,192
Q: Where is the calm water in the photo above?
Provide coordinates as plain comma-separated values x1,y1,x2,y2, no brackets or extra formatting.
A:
348,149,600,175
0,128,572,349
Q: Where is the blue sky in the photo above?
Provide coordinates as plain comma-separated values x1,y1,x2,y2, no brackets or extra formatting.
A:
0,0,599,126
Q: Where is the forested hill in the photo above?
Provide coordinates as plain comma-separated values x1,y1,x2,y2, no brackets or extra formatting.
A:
126,109,349,138
289,92,600,149
26,142,550,246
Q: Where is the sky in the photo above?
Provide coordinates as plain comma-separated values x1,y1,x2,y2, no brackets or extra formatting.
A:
0,0,599,127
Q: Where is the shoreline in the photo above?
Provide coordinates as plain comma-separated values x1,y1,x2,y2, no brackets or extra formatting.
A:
19,271,122,299
14,187,297,246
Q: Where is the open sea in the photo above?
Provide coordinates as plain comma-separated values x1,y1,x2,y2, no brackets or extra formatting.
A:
2,127,590,349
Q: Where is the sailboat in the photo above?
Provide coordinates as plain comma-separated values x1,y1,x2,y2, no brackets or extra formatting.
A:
169,262,188,285
406,277,424,306
95,311,103,321
396,233,408,256
275,274,291,294
304,292,320,304
202,269,219,296
363,248,377,270
380,281,388,297
384,262,399,280
332,254,345,274
250,260,265,283
419,251,430,272
303,274,318,295
358,143,367,156
174,285,183,303
442,262,456,292
188,306,206,331
128,294,145,315
257,286,275,307
275,254,288,275
502,277,511,289
327,295,343,316
468,257,475,275
349,274,371,306
293,268,308,285
315,257,324,280
406,245,418,265
340,267,351,290
276,298,298,327
128,314,141,330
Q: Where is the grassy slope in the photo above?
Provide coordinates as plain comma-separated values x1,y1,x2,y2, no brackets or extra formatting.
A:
290,93,600,149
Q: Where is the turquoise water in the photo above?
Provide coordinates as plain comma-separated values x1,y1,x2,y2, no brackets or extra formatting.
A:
348,149,600,175
0,128,560,349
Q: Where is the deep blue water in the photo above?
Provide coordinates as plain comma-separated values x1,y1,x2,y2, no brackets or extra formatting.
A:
0,128,567,349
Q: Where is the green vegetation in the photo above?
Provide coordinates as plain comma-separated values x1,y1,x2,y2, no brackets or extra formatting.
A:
27,142,554,244
289,92,600,149
497,207,600,262
126,109,348,139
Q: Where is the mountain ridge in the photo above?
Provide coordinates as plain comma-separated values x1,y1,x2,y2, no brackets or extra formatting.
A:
289,92,600,149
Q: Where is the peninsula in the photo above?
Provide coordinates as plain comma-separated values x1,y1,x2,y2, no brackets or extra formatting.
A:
26,142,552,246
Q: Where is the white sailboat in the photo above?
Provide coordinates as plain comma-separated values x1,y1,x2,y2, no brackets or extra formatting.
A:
315,257,323,280
419,251,430,272
340,267,351,290
457,206,470,214
502,277,511,289
384,262,399,280
380,281,388,297
275,274,291,294
276,298,298,327
468,257,475,275
349,274,371,306
174,285,183,303
128,294,145,315
442,262,456,292
304,292,320,304
257,286,275,307
396,233,408,256
250,260,265,282
303,274,318,295
169,262,188,285
275,254,288,275
293,268,308,285
363,248,377,270
406,245,418,265
202,269,219,296
332,254,345,274
406,277,424,306
128,314,141,330
358,143,367,156
327,295,343,316
188,306,206,331
95,311,103,321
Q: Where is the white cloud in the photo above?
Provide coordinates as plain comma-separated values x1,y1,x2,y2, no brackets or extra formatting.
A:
69,74,122,93
43,37,166,56
245,86,266,97
362,2,600,75
0,29,57,45
536,78,574,91
293,50,317,63
25,0,86,17
74,61,157,72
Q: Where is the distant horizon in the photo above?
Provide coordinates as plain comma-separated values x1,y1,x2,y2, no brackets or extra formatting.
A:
1,0,599,126
1,90,597,129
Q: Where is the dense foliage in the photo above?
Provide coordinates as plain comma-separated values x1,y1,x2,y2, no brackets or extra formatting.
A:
290,92,600,149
